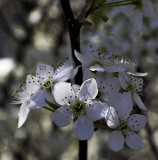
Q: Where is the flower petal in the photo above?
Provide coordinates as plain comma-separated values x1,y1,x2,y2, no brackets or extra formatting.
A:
18,102,30,128
78,78,98,103
89,64,105,72
72,84,80,94
29,89,50,109
128,114,147,131
108,131,124,152
117,92,133,120
125,132,143,150
86,101,108,121
104,66,125,73
74,115,94,140
52,107,73,127
100,77,120,99
105,106,119,128
131,10,142,31
53,66,73,82
83,68,96,81
118,72,128,90
133,93,147,110
75,50,91,65
52,82,75,106
36,64,53,79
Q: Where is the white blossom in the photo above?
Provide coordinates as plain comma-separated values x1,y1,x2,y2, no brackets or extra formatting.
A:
75,45,126,74
121,0,155,31
105,106,147,151
26,61,73,109
52,78,108,140
11,76,40,128
119,72,147,110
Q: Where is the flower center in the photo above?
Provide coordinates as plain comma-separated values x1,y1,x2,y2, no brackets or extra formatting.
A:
119,120,130,136
71,101,86,121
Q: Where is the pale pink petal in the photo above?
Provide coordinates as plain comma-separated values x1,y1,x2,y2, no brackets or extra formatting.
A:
108,131,124,152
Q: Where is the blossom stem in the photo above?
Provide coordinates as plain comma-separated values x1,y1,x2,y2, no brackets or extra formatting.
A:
60,0,83,85
43,106,55,112
79,140,87,160
59,1,87,160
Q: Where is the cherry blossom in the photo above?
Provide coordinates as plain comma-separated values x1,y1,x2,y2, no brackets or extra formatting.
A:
105,106,147,151
52,78,108,140
119,72,147,110
11,76,40,128
75,45,126,73
121,0,155,31
26,61,73,108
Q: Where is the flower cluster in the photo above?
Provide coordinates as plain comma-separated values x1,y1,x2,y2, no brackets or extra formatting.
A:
12,45,147,152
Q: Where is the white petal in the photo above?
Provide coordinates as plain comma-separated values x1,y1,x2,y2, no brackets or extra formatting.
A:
142,0,155,17
116,92,133,120
53,66,73,82
74,50,91,65
86,101,108,121
29,89,50,109
104,66,125,73
18,102,30,128
130,76,143,92
107,92,122,108
89,64,105,72
72,84,80,94
131,10,142,31
100,77,120,99
70,65,81,79
121,5,135,16
108,131,124,152
105,106,119,128
128,114,147,131
127,72,148,77
52,107,73,127
78,78,98,103
74,115,94,140
133,93,147,110
83,68,96,81
118,72,128,90
52,82,75,106
36,64,53,79
125,132,143,150
26,82,40,95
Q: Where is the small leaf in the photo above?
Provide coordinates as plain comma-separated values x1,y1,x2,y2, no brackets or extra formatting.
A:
45,98,60,110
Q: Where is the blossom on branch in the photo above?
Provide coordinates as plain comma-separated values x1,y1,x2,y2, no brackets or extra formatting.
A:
52,78,108,140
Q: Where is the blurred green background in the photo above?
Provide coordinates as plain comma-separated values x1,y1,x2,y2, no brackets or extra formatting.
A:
0,0,158,159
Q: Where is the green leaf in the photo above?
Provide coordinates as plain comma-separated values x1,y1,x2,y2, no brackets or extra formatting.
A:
89,9,105,27
45,98,60,110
